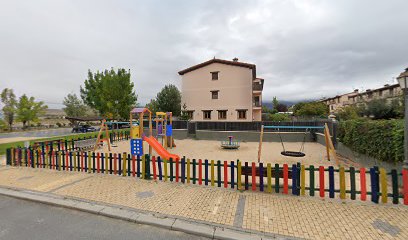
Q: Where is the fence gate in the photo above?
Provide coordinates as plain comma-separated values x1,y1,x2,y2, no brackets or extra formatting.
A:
187,122,196,135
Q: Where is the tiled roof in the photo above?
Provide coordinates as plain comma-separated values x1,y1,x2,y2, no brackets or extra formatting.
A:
178,58,256,78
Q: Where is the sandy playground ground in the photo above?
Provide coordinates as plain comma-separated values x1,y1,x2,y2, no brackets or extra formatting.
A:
98,139,332,167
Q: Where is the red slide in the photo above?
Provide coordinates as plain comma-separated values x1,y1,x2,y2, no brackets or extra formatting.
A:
143,136,180,160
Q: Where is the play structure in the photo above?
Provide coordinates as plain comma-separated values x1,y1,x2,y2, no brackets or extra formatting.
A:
154,112,176,149
129,108,179,160
220,136,240,149
94,119,112,151
257,124,337,163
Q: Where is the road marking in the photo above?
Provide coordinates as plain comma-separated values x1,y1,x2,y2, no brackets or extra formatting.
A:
47,176,93,193
212,196,222,214
233,195,246,228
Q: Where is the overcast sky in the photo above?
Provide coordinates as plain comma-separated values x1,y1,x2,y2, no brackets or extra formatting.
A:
1,0,408,108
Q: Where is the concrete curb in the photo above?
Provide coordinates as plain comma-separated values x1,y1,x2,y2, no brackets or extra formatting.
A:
0,187,295,240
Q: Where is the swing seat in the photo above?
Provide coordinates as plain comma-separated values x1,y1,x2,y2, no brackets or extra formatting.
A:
281,151,305,157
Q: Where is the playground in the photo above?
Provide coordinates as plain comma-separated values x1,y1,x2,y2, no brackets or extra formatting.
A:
4,106,407,205
97,139,331,166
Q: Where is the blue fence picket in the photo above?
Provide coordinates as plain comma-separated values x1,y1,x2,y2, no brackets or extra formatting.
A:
205,160,209,186
370,168,379,203
329,166,334,198
292,164,297,195
181,158,186,183
259,163,264,192
230,161,235,189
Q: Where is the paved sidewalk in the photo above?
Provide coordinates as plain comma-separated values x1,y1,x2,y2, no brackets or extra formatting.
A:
1,166,407,239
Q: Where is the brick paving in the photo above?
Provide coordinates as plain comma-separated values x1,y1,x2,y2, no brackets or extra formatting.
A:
1,166,407,239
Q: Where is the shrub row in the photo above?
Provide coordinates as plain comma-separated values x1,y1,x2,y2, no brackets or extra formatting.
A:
338,119,404,162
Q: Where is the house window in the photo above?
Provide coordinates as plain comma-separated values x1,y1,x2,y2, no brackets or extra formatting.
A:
237,110,247,120
211,71,219,80
183,110,194,119
379,90,383,97
211,90,219,99
218,110,227,120
203,110,212,120
187,111,194,119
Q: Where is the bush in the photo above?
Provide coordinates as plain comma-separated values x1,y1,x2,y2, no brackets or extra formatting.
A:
268,113,291,121
338,119,404,162
360,99,402,119
294,102,328,118
337,105,361,121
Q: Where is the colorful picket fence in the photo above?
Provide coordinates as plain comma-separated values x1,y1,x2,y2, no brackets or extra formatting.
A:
6,148,408,205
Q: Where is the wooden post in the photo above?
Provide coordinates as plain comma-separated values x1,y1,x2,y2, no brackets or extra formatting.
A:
324,123,338,165
94,119,111,151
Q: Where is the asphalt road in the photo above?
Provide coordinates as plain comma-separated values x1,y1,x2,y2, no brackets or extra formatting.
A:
0,195,210,240
0,128,74,139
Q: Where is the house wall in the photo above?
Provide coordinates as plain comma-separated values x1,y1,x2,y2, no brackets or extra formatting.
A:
181,63,255,122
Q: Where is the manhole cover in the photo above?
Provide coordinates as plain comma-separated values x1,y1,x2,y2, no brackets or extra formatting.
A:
136,191,154,199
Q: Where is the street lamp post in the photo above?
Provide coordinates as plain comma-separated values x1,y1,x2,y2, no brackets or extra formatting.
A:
397,67,408,169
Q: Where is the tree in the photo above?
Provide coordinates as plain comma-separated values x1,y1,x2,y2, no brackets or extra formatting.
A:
294,102,328,117
80,68,137,120
276,103,288,112
1,88,17,130
63,93,88,117
272,96,279,111
0,118,6,130
337,105,360,121
179,103,191,120
363,99,401,120
155,84,181,116
16,94,47,128
269,113,290,121
145,98,159,114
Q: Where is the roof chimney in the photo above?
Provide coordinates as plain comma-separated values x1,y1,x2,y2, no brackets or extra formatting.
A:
233,58,238,62
384,84,390,87
354,89,358,93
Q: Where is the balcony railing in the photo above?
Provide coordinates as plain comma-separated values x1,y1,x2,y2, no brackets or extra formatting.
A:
253,82,263,91
253,102,262,107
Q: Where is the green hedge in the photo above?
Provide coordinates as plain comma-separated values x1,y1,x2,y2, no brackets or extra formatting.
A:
338,119,404,162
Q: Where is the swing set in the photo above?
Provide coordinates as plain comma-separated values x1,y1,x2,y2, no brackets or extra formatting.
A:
257,124,338,164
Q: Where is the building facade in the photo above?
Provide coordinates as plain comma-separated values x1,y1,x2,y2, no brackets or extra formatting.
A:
321,84,402,113
179,58,264,121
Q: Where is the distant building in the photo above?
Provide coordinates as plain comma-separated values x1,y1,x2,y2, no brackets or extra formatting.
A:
179,58,264,121
321,84,402,113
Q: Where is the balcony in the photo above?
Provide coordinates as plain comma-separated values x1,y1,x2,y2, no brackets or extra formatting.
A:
253,101,262,109
253,80,264,92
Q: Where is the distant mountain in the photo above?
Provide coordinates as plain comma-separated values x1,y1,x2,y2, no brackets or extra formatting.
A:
262,99,317,109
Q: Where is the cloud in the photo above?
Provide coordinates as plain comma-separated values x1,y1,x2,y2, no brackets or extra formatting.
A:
0,0,407,108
